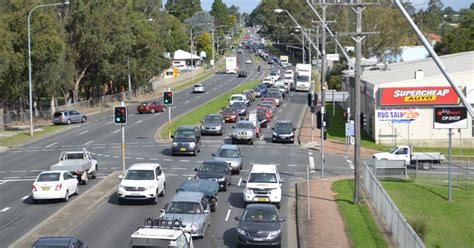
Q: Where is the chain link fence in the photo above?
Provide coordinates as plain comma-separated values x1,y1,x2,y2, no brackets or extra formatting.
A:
362,161,425,248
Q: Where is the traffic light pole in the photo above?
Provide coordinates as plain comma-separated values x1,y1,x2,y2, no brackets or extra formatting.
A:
167,88,172,140
121,101,126,175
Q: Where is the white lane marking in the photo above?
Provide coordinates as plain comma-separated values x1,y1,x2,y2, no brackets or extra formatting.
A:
142,145,155,148
173,168,187,170
110,167,118,169
4,177,20,179
197,161,204,163
166,174,178,176
79,130,89,135
225,208,232,221
288,164,298,167
309,156,315,170
11,170,27,173
164,159,173,162
104,155,110,157
0,171,6,173
185,100,190,104
182,174,194,177
45,142,57,148
30,170,42,172
179,160,189,162
237,177,242,187
25,150,39,152
0,178,35,182
21,195,29,200
0,181,6,185
113,156,119,158
308,152,313,156
0,207,10,212
135,120,143,124
24,176,37,179
149,158,159,161
136,158,144,160
259,135,264,141
112,129,120,134
84,140,94,145
283,103,287,107
103,121,113,125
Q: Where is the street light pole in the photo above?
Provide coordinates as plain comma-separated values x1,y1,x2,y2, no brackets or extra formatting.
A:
28,1,69,136
189,23,209,84
211,25,227,72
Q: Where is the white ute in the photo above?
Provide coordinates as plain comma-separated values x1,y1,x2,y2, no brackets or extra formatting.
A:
117,163,166,204
242,164,282,208
129,217,193,248
373,145,446,170
49,149,98,185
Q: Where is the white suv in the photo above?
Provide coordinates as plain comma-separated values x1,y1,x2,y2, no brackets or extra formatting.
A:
117,163,166,205
242,164,282,208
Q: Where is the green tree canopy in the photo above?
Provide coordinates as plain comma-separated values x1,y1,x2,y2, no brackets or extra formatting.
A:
165,0,202,22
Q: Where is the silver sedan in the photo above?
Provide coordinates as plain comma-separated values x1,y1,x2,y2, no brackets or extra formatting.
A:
212,144,244,174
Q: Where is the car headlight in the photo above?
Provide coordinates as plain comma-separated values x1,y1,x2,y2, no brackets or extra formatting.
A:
244,188,253,195
217,177,226,182
268,229,281,238
144,185,155,190
273,132,278,136
118,185,125,191
237,227,247,235
189,142,196,148
215,125,222,130
290,132,294,136
172,142,178,147
191,223,200,229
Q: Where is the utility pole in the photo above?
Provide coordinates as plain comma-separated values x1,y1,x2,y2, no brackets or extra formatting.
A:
211,28,215,72
320,3,327,179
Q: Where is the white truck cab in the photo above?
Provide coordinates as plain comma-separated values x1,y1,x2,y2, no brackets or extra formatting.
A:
242,164,282,208
373,145,446,170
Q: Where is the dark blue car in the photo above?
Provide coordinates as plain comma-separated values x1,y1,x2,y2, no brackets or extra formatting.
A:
257,84,268,95
32,237,87,248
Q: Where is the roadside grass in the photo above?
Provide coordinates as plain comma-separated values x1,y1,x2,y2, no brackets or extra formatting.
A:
332,179,388,248
382,180,474,247
159,79,260,138
325,103,474,155
0,125,66,147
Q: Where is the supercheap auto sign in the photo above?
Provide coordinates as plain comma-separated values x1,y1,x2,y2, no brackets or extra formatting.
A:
380,86,459,106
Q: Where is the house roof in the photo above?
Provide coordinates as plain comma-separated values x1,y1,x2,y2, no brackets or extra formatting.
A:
173,49,200,60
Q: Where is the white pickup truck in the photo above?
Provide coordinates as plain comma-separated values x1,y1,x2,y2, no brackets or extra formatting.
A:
373,145,446,170
129,217,193,248
49,149,98,184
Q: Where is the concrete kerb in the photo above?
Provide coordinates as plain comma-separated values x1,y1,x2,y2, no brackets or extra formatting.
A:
296,106,309,146
286,180,299,248
9,171,121,248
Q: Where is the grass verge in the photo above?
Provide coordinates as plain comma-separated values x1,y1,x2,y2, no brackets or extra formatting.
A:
0,125,67,147
160,79,260,138
382,180,474,247
332,179,388,248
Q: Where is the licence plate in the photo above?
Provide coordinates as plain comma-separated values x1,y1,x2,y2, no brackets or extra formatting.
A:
42,187,50,191
180,148,187,151
239,135,246,138
256,197,268,202
225,117,230,120
254,238,264,241
131,193,139,196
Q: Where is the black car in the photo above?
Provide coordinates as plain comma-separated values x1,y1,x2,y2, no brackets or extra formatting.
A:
171,126,201,155
231,102,248,116
238,71,247,77
272,121,296,143
194,160,231,191
31,237,88,248
235,204,284,248
176,179,220,212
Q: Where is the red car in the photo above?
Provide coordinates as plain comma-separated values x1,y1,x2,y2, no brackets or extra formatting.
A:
262,97,279,107
137,101,166,114
222,107,239,123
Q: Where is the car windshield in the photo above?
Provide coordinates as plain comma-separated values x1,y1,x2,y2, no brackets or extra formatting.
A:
296,76,310,82
194,84,202,87
223,108,236,114
37,173,60,182
124,170,154,180
141,102,149,106
216,149,239,158
200,163,227,173
203,116,222,123
174,130,196,139
248,173,277,183
270,72,277,76
236,123,253,129
276,123,293,133
266,93,281,98
165,202,203,214
231,96,243,101
242,208,278,222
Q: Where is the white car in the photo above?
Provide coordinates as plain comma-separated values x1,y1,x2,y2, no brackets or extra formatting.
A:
245,59,252,64
193,84,206,93
117,163,166,204
262,77,274,86
32,170,79,203
229,94,248,106
242,164,282,208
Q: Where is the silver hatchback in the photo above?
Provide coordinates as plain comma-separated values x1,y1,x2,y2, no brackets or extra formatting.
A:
212,144,244,174
52,110,87,125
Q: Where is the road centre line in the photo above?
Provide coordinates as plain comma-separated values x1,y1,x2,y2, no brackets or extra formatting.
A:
288,164,298,167
21,195,29,200
30,170,42,172
225,208,232,221
84,140,94,145
163,159,173,162
0,171,6,173
78,130,89,135
173,168,186,170
112,129,120,134
0,181,6,185
260,135,264,141
166,174,178,176
182,174,194,177
237,177,242,187
135,120,143,124
0,207,10,212
11,170,27,173
136,158,144,160
45,142,57,148
179,160,189,162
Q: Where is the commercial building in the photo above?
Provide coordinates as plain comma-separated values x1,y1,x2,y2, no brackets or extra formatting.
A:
342,51,474,147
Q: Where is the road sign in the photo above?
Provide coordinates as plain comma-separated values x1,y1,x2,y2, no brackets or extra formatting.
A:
345,122,354,137
434,106,467,129
173,68,179,78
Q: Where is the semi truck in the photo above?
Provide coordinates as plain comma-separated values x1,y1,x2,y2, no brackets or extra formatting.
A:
373,145,446,170
225,56,238,74
49,149,98,184
295,63,312,92
280,55,289,68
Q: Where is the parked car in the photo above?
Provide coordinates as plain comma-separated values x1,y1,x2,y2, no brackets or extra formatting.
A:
52,110,86,125
160,192,211,238
137,101,166,114
231,120,257,145
194,160,231,191
176,179,219,212
117,163,166,204
212,144,244,174
200,114,225,135
192,84,206,93
31,237,88,248
238,71,248,78
272,121,296,143
242,164,282,208
234,204,284,248
231,102,248,116
222,107,239,123
171,126,201,156
32,170,79,203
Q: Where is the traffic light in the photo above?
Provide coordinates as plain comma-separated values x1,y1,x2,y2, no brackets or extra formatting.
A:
114,106,127,125
316,111,329,129
360,113,368,128
163,91,173,105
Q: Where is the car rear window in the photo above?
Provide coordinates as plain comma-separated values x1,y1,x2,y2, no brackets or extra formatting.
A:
53,112,63,118
37,173,60,182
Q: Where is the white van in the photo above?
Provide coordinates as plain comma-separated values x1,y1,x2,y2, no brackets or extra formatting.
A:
229,94,249,106
242,164,282,208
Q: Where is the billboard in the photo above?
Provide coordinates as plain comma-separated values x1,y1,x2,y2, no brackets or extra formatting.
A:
433,106,468,129
376,107,420,123
380,86,459,106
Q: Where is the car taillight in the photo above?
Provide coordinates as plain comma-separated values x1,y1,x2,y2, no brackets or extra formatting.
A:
32,184,37,192
55,183,62,191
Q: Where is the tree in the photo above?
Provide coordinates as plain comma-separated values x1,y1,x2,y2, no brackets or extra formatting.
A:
211,0,229,28
428,0,443,12
401,1,416,16
435,9,474,55
165,0,202,22
195,32,212,62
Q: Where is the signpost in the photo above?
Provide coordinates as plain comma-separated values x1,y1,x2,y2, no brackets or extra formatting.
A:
114,102,127,175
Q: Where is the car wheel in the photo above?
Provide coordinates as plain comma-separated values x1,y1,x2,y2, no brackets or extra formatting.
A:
421,162,431,170
249,139,254,145
150,109,155,114
222,183,227,192
81,172,88,185
81,117,86,123
231,138,236,144
151,190,159,205
159,183,166,197
63,190,69,202
67,119,71,125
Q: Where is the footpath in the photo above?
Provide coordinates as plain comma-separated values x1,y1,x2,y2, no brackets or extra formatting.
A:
296,107,379,248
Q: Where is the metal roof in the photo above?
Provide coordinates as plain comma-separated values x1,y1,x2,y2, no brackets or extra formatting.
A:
348,51,474,86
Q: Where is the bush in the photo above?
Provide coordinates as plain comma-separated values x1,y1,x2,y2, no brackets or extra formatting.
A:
408,212,429,241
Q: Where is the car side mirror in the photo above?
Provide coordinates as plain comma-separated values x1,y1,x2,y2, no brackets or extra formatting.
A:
232,126,235,128
293,128,296,131
73,175,78,178
160,209,165,213
211,154,215,157
234,216,240,221
118,175,124,179
194,168,198,171
156,176,160,180
170,135,174,138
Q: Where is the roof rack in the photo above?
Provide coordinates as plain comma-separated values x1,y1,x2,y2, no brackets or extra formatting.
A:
140,217,186,229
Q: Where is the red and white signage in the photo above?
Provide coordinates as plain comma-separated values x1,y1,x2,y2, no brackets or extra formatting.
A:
380,86,460,106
